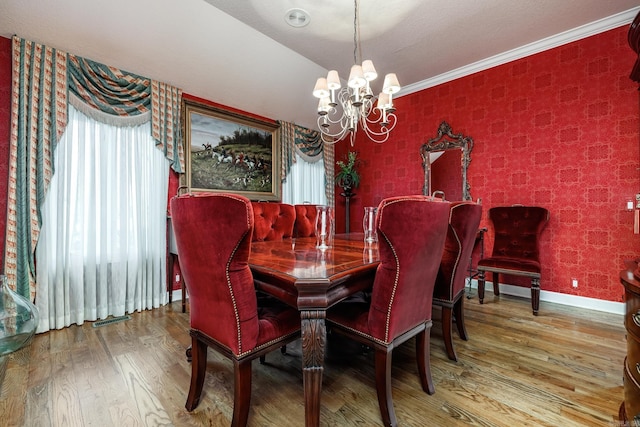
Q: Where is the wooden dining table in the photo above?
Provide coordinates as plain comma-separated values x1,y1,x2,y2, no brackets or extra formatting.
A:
249,233,380,427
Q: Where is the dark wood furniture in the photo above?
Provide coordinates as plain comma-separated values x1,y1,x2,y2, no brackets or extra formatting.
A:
326,196,450,427
477,206,550,315
466,227,487,298
249,233,380,427
620,258,640,425
433,201,482,362
171,193,301,427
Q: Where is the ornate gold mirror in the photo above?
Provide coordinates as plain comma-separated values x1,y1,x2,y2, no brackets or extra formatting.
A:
420,121,473,201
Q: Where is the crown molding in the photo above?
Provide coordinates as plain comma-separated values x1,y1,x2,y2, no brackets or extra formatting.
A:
399,6,640,97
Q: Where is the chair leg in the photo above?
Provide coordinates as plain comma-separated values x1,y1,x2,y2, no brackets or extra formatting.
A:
531,277,540,315
181,277,187,313
374,347,397,427
493,272,500,296
441,306,457,362
185,338,207,411
232,359,252,427
453,297,468,341
478,270,485,304
415,328,435,395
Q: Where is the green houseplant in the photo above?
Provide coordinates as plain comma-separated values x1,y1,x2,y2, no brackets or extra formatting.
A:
335,151,360,195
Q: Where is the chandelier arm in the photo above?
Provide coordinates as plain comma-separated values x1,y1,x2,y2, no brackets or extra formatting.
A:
360,121,396,134
319,125,349,144
321,110,349,126
360,113,398,140
318,125,350,139
317,116,350,139
360,126,391,144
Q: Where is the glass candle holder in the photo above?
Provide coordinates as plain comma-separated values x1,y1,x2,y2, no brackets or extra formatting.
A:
315,205,334,249
363,206,378,243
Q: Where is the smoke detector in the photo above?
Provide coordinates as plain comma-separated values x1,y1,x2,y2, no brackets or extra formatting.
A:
284,8,310,28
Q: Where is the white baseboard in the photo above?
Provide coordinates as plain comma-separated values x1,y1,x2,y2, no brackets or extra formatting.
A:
466,279,625,315
171,282,625,315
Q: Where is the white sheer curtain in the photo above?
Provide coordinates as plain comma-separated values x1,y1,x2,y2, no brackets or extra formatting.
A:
35,105,170,332
282,152,328,205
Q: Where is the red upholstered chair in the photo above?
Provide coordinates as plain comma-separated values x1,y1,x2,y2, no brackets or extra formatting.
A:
477,205,550,315
170,193,301,426
326,196,450,427
293,203,318,238
432,201,482,362
251,202,295,241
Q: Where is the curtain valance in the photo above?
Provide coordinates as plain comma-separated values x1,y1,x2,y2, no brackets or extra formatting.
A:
279,120,334,207
68,55,151,117
279,120,323,173
294,126,323,162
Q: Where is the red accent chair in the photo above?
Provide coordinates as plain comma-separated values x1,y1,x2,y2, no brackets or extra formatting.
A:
293,204,318,237
477,205,550,315
432,201,482,361
326,195,450,427
251,202,296,242
170,193,301,426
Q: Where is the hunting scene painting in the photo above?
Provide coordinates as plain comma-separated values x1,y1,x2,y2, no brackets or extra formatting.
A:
183,99,281,201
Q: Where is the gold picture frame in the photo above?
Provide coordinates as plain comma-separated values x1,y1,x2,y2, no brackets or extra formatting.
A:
182,98,281,201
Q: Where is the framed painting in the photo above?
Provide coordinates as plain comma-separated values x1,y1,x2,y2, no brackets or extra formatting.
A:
182,98,281,201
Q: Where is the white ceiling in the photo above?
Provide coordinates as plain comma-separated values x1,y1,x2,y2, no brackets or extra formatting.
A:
0,0,639,130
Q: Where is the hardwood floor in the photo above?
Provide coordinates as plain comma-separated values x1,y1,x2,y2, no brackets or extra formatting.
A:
0,292,626,426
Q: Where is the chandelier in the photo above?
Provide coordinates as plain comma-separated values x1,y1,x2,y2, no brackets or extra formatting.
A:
312,0,401,146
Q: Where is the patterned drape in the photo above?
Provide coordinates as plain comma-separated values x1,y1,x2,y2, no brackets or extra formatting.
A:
7,35,184,299
279,121,334,207
151,81,184,173
7,37,68,299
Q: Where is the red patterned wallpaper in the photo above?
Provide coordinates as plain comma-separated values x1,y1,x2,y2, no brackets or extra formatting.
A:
0,36,12,265
335,26,640,302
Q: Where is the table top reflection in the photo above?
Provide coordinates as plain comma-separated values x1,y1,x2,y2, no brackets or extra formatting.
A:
249,233,380,309
249,233,379,280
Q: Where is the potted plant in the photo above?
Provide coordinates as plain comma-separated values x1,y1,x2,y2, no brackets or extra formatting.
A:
335,151,360,196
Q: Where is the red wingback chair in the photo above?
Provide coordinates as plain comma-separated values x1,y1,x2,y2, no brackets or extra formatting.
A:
477,205,550,315
293,204,318,238
251,202,295,241
170,193,301,426
326,196,450,427
432,201,482,362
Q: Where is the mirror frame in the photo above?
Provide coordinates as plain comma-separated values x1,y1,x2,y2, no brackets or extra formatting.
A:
420,121,474,201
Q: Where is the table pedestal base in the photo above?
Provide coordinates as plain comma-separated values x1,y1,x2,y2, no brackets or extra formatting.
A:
301,310,326,427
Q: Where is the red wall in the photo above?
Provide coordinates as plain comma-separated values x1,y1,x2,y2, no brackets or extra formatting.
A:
335,26,640,303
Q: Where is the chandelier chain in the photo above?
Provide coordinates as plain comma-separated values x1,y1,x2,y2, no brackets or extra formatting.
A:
353,0,361,65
